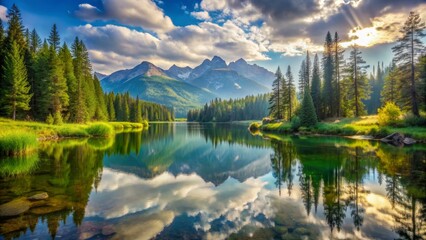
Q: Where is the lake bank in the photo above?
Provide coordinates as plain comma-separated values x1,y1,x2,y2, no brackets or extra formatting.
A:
0,118,148,155
250,116,426,143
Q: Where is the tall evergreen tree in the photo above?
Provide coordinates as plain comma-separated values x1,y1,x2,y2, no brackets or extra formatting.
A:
33,40,51,120
305,51,311,89
2,41,32,120
48,46,69,121
311,53,321,119
343,45,370,117
93,75,108,121
323,32,334,117
298,60,307,97
29,29,41,54
0,19,6,114
59,43,77,121
299,86,318,127
269,67,284,119
71,37,88,123
382,61,398,104
392,11,425,116
4,4,26,51
333,32,345,117
48,24,60,52
285,66,296,120
132,96,143,123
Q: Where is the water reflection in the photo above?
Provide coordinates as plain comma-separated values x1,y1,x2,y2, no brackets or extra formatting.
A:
0,124,425,240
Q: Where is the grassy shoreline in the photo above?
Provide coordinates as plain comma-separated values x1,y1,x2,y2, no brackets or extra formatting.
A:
0,118,148,155
250,116,426,142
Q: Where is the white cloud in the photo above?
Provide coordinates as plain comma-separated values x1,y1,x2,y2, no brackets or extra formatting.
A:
200,0,227,11
190,11,211,21
85,169,273,239
73,21,269,74
75,0,175,33
0,5,7,21
342,4,426,47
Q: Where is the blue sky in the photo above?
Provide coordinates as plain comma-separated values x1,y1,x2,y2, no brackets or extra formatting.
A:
0,0,424,74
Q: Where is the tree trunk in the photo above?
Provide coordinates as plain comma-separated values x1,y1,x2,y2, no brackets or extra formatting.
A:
354,50,359,117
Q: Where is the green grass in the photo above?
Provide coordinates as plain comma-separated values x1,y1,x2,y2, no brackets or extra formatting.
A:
257,115,426,141
0,118,146,141
0,130,38,156
86,123,115,137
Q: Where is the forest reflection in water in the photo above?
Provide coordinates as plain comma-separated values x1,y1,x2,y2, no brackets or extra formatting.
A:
0,123,424,240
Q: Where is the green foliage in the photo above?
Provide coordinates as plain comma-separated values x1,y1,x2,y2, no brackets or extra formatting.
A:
2,41,32,120
342,46,370,117
378,102,402,126
299,88,318,127
290,116,301,131
269,67,284,119
391,12,425,116
0,129,38,156
53,111,63,125
85,123,114,137
311,53,321,118
403,114,426,127
322,32,334,118
45,113,54,125
188,94,269,122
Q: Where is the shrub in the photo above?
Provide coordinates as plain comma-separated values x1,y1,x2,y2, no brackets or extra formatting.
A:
403,114,426,127
86,123,114,137
56,126,89,138
377,102,401,126
290,116,301,131
46,114,54,125
0,130,38,156
249,122,261,131
53,111,63,125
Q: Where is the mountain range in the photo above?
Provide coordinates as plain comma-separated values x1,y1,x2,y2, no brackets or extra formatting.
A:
100,56,275,117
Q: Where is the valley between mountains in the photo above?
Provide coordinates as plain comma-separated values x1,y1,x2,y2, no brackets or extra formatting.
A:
99,56,274,116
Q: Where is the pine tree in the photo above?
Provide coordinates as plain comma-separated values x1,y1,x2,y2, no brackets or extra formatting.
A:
382,61,398,104
280,71,288,120
285,66,296,120
71,37,88,123
311,53,321,119
4,4,26,51
299,86,318,127
107,92,116,121
48,24,60,52
29,29,41,54
392,11,425,116
269,67,284,119
333,32,345,117
59,43,77,121
323,32,334,117
343,45,370,117
298,60,307,97
305,51,311,89
93,75,108,121
132,96,143,123
48,45,69,121
2,41,32,120
33,40,51,120
420,55,426,111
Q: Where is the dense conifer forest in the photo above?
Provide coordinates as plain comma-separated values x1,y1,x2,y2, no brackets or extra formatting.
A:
0,4,173,123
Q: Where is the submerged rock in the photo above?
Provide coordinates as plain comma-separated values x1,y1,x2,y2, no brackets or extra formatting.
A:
28,192,49,201
0,198,31,217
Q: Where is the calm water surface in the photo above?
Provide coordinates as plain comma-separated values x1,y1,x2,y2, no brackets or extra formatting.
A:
0,123,425,239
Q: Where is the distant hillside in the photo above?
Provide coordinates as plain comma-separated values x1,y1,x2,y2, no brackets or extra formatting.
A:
101,62,216,117
99,56,274,117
